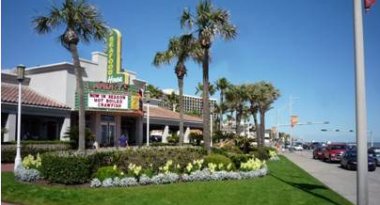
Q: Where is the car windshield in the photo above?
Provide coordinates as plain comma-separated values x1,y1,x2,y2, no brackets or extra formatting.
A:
374,149,380,154
331,145,346,150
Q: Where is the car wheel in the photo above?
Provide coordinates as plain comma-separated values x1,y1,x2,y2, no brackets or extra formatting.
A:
347,164,353,170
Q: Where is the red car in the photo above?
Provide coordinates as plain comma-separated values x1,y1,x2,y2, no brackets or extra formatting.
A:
313,147,325,160
322,144,347,162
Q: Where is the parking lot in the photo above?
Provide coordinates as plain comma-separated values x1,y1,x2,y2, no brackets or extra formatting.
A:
283,150,380,205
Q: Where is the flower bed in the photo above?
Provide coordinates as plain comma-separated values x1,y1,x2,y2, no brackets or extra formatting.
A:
15,146,279,187
90,167,268,188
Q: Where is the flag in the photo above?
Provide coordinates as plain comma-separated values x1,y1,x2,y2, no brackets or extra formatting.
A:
365,0,376,11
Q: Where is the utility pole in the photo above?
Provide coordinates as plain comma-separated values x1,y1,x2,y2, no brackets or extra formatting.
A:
353,0,368,204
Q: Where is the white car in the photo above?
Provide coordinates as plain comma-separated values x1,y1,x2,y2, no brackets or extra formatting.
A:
294,144,304,151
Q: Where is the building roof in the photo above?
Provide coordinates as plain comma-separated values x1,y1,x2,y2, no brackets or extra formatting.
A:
1,83,70,109
145,105,202,123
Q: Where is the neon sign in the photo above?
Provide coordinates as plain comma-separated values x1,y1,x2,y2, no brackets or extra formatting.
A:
107,29,129,84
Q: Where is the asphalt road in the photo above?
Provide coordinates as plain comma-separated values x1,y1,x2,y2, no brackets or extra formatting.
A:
282,150,380,205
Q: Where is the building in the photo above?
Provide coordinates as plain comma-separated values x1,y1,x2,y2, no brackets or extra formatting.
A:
1,29,202,146
161,89,217,117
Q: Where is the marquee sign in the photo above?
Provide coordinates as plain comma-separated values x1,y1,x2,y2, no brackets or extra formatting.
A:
75,81,141,111
107,29,129,84
88,93,129,109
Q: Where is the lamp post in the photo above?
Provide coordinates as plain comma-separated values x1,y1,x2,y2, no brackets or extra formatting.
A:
146,91,150,146
14,64,25,171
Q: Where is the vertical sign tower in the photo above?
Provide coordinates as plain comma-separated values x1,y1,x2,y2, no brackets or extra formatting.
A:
107,29,129,84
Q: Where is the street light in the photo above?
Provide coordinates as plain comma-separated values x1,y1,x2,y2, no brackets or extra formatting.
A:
14,64,25,171
145,91,150,146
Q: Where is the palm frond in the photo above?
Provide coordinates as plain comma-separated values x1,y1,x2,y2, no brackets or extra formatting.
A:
180,8,193,29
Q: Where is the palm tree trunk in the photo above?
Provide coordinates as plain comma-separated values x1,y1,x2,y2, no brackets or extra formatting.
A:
259,110,265,148
236,110,242,135
70,43,86,152
178,78,184,145
202,48,211,154
219,90,224,131
252,111,259,144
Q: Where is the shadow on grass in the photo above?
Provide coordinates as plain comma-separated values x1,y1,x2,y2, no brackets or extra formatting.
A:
270,173,344,205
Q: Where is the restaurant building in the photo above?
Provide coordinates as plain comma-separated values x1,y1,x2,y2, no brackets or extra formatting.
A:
1,29,202,146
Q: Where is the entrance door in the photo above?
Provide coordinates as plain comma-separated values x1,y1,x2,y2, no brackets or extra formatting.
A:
101,122,116,146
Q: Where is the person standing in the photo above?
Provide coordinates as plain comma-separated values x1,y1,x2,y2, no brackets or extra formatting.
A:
119,132,128,148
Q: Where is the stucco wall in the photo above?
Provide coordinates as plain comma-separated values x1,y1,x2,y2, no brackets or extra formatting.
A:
27,69,69,106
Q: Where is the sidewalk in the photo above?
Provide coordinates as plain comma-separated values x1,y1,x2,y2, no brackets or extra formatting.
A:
282,151,380,205
1,164,14,172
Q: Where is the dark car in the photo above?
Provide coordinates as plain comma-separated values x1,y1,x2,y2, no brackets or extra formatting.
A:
368,147,380,166
340,150,376,171
322,143,347,162
313,146,325,160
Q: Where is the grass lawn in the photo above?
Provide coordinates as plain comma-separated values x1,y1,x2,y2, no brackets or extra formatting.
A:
1,156,352,205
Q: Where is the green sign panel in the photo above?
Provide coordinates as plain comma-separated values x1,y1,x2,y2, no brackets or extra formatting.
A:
107,29,129,84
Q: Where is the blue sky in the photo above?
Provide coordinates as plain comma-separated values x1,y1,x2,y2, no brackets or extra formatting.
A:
2,0,380,143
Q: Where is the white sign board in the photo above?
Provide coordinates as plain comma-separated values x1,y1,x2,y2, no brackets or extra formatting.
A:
88,93,128,109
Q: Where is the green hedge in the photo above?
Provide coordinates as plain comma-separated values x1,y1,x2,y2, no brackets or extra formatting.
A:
40,153,91,184
39,147,207,184
1,143,72,163
204,154,235,170
116,147,206,174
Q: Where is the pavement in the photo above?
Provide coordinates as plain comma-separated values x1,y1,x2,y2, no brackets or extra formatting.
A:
282,150,380,205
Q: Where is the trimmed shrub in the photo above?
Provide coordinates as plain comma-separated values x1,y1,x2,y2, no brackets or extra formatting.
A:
225,153,252,169
64,126,94,149
87,151,119,174
1,143,72,163
40,153,91,184
94,165,123,181
116,147,206,175
204,154,235,171
167,134,179,144
252,147,270,160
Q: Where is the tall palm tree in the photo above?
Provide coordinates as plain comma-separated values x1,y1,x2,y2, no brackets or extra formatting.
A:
246,83,260,143
195,82,216,97
225,84,247,135
146,84,164,99
256,82,280,147
33,0,108,152
215,77,230,131
153,35,201,145
181,0,237,153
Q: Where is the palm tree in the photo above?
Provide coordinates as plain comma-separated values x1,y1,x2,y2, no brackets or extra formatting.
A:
166,91,179,112
33,0,108,152
256,82,280,147
225,84,247,135
181,0,237,153
215,77,230,131
246,83,260,143
146,84,164,99
153,35,201,145
195,82,216,97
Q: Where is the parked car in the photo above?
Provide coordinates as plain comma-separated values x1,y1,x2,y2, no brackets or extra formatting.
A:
313,146,325,160
368,147,380,166
322,143,347,162
293,143,304,151
340,150,376,171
